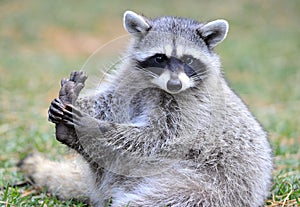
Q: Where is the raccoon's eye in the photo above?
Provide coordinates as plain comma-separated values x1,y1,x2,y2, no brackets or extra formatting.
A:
185,57,193,65
182,56,194,65
154,54,168,64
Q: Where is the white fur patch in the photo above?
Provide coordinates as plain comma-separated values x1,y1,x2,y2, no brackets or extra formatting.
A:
151,70,170,91
178,72,194,91
176,45,184,57
164,45,173,57
135,48,165,61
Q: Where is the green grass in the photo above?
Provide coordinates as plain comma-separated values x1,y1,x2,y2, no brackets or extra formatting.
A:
1,185,88,207
1,0,299,206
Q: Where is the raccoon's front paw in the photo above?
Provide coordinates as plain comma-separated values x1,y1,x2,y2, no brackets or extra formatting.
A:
49,101,89,127
59,104,100,134
58,104,85,127
48,98,84,126
48,98,78,147
59,70,87,104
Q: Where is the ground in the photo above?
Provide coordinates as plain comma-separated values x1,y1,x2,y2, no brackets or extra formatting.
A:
0,0,299,206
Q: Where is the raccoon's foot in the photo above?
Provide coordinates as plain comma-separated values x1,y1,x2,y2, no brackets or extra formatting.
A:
48,100,102,173
59,70,87,104
48,98,97,150
47,70,87,124
48,70,87,148
47,98,78,148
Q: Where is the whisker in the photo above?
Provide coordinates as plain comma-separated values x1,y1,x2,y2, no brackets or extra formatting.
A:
191,71,209,81
135,65,159,78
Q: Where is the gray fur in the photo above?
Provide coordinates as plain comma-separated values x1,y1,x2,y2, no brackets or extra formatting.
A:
19,11,272,207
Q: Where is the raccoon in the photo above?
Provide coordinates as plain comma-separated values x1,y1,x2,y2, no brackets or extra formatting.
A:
19,11,273,207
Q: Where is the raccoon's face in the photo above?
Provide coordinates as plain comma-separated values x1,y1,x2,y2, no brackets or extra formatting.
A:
135,51,205,94
123,11,229,94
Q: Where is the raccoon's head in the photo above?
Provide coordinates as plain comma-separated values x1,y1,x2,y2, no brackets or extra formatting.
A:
123,11,229,94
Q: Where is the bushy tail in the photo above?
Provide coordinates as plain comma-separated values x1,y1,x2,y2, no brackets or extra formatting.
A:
18,153,95,202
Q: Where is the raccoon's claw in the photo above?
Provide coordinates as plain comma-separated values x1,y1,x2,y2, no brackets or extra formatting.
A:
60,104,86,127
48,97,86,127
48,98,65,124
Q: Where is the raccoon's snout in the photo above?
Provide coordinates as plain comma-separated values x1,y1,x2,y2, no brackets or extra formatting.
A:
151,70,194,94
167,79,182,92
167,73,182,92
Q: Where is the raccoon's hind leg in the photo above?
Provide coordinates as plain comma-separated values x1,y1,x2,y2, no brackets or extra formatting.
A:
17,153,96,203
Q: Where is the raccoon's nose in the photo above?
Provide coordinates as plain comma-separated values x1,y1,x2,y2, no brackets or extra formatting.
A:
167,79,182,92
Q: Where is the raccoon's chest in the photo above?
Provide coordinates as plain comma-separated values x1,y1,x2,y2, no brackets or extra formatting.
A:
128,88,177,119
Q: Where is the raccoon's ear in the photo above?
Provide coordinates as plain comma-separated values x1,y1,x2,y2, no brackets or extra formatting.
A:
123,11,151,36
196,19,229,48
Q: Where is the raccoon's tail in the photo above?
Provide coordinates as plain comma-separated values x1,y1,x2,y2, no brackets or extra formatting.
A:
17,153,95,202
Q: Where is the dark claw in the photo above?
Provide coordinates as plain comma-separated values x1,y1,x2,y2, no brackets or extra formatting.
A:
62,109,81,124
48,109,63,122
55,104,84,127
62,107,73,118
61,114,81,127
62,109,78,123
48,110,62,123
49,103,64,116
48,104,63,116
53,98,65,109
61,119,76,127
48,98,66,122
65,104,83,117
49,104,64,116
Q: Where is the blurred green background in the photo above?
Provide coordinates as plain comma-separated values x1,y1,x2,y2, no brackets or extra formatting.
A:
1,0,299,206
